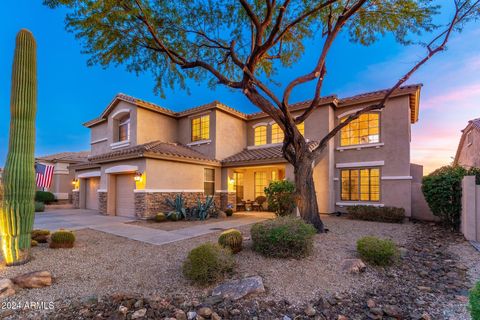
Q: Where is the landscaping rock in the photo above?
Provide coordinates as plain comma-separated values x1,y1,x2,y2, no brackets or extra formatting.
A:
187,311,197,320
366,299,376,308
197,306,212,318
0,279,15,298
212,276,265,300
383,305,402,318
203,295,223,306
211,312,221,320
341,259,366,273
174,309,187,320
131,308,147,319
12,270,52,288
304,304,316,317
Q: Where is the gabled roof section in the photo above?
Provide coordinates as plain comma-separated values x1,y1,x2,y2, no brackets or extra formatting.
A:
36,151,90,164
221,145,285,166
177,100,248,119
454,118,480,165
338,84,422,124
88,140,219,165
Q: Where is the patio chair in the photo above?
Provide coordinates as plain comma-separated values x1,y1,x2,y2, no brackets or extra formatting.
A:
252,196,267,211
236,201,246,211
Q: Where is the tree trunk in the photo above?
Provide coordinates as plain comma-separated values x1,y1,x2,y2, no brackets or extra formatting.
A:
294,158,325,233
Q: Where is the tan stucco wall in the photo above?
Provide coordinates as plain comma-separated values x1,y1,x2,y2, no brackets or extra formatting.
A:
457,128,480,169
177,111,216,158
136,107,177,144
215,110,247,160
410,163,438,221
99,159,147,189
90,122,109,155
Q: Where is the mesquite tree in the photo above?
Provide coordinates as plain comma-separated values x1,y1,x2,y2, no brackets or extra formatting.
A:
1,29,37,265
45,0,480,231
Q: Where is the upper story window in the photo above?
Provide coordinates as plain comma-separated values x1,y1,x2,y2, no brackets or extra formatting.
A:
341,168,380,202
118,115,130,142
192,115,210,142
254,125,267,146
271,123,284,144
467,131,473,145
340,113,379,147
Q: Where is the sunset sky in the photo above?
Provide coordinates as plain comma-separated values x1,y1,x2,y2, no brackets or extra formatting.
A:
1,1,479,174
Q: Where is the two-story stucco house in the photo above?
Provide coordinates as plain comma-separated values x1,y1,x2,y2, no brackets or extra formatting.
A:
72,84,424,219
454,118,480,169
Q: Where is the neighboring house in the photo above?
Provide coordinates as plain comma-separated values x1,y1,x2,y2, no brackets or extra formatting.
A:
73,84,425,219
454,118,480,169
36,151,90,202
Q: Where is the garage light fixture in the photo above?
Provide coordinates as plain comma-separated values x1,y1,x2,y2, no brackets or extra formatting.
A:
72,178,78,185
134,172,143,182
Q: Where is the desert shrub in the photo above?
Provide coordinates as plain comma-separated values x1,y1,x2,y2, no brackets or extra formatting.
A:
31,229,50,243
251,216,316,259
182,243,234,285
50,230,75,249
225,209,234,217
264,180,296,217
34,201,45,212
35,191,55,204
356,236,398,266
155,212,167,222
422,165,480,230
31,239,38,247
218,229,243,253
165,194,186,220
347,206,405,223
470,281,480,320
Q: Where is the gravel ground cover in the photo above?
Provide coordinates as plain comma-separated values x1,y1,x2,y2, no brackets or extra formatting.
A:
0,216,478,319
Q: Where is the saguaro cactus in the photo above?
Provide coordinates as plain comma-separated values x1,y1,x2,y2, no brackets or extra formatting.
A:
0,29,37,266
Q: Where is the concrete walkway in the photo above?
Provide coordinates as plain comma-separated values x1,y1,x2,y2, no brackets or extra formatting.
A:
34,209,270,246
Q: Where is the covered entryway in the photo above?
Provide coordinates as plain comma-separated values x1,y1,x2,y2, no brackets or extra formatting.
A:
115,174,136,217
85,177,99,210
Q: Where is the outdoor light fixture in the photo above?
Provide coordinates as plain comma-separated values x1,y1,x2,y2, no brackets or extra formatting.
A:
229,177,235,184
134,172,143,182
72,178,78,185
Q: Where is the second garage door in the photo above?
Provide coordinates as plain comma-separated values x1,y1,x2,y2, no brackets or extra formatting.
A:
115,174,136,217
85,177,99,210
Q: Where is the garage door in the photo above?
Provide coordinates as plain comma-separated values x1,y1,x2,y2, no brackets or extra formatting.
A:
85,178,99,210
115,174,136,217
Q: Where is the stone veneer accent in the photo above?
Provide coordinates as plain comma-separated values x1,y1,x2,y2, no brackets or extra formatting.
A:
98,191,108,215
72,190,79,208
134,191,236,219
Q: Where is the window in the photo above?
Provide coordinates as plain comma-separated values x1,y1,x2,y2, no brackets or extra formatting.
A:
254,172,268,198
204,168,215,196
192,115,210,142
467,131,473,145
297,122,305,136
254,125,267,146
118,115,130,142
341,168,380,202
271,170,278,181
340,113,379,146
271,123,284,144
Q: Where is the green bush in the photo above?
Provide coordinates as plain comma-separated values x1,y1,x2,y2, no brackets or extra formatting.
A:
225,209,234,217
35,190,55,204
470,281,480,320
347,206,405,223
182,243,234,285
264,180,296,217
357,236,398,266
34,201,45,212
50,230,75,249
154,212,167,222
218,229,243,253
422,165,480,230
31,229,50,243
251,216,316,259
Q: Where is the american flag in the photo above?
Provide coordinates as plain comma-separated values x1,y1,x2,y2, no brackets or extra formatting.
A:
35,163,54,188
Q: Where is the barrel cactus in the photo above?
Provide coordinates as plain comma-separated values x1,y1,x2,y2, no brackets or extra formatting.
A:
0,29,37,266
218,229,243,253
50,230,76,249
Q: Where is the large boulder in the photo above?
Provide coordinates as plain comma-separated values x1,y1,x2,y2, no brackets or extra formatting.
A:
341,259,366,273
211,276,265,300
0,279,15,298
12,271,52,288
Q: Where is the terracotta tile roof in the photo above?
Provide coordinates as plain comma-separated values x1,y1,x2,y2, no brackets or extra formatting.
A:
116,93,176,116
470,118,480,130
338,84,421,105
222,145,284,164
36,151,90,163
88,141,218,163
177,100,248,119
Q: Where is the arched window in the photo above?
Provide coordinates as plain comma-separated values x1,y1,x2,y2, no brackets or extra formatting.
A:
254,125,267,146
118,114,130,142
340,113,379,146
271,123,284,144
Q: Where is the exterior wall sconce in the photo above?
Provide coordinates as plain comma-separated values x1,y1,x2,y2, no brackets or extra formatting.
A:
134,172,143,182
72,178,78,185
229,177,235,184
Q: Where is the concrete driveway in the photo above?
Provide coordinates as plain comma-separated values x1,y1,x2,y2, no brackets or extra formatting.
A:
34,209,135,231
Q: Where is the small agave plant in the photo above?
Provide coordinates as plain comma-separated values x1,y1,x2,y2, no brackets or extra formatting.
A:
165,194,186,220
195,196,215,221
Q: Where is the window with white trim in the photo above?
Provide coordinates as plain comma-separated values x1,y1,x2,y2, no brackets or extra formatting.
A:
118,114,130,142
467,131,473,145
340,113,379,146
341,168,380,201
192,115,210,142
271,123,284,144
254,171,268,198
204,168,215,196
254,125,267,146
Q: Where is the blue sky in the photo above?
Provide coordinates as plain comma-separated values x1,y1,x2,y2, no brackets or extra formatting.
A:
1,1,480,173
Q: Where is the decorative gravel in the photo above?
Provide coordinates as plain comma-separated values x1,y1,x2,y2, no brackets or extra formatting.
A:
0,216,478,319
